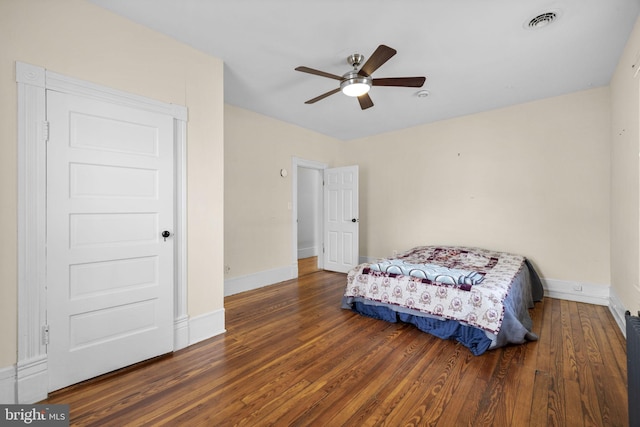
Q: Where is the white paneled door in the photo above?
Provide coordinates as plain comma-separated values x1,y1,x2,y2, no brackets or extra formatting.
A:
46,91,175,392
323,166,359,273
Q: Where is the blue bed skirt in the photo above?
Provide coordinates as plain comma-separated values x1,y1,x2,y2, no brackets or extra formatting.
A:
343,258,543,356
351,300,492,356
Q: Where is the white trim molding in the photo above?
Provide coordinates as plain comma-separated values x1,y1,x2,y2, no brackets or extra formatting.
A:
173,118,189,351
608,287,627,338
298,246,319,259
16,357,47,405
16,62,47,404
189,309,226,346
0,365,17,404
224,265,297,297
542,278,609,306
15,61,189,403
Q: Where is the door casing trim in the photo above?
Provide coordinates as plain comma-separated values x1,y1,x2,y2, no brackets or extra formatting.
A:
15,62,188,403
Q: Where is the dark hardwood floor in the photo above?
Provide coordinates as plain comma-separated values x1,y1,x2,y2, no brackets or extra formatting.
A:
42,270,628,426
297,256,319,277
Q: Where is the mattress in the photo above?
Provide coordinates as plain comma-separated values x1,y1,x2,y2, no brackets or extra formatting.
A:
341,246,544,355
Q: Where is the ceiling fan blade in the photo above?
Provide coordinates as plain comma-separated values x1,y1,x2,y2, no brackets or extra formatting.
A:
304,88,341,104
373,77,426,87
358,45,397,77
358,93,374,110
295,66,343,81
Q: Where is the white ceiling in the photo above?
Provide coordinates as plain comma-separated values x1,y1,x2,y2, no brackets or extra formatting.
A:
89,0,640,141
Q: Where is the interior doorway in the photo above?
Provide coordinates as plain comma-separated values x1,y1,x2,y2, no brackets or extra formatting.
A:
297,166,321,275
291,157,327,276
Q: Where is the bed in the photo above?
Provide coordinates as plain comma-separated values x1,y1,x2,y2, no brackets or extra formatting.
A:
341,246,544,355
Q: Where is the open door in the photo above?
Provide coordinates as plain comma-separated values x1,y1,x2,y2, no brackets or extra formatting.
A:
323,166,359,273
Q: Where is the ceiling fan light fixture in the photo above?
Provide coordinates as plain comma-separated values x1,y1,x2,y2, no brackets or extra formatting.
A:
340,72,372,97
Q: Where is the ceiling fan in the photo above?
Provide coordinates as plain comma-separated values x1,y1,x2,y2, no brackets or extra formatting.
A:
295,44,426,110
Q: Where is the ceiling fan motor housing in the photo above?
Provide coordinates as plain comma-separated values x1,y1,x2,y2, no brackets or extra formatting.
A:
340,71,373,96
347,53,365,68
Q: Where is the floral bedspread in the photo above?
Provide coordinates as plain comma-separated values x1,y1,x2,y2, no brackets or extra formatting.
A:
344,246,526,334
365,259,485,289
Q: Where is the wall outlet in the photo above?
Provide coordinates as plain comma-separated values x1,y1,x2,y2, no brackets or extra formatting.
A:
224,265,231,274
392,250,398,257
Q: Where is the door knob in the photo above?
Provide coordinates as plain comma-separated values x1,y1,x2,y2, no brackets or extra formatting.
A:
351,218,358,223
162,230,171,241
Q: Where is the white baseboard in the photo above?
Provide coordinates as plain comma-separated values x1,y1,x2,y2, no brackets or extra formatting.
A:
608,287,628,338
189,309,226,346
542,278,609,306
298,246,318,259
224,265,297,296
0,365,16,404
174,314,190,351
16,356,48,404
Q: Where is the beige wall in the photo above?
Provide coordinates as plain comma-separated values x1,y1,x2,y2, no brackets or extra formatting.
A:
0,0,224,368
222,12,640,321
611,15,640,315
343,88,611,285
224,105,342,278
225,88,611,288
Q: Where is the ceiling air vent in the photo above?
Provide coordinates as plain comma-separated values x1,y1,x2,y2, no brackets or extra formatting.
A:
527,12,558,29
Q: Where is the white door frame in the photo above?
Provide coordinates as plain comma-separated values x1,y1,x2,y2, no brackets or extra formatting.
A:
15,62,189,403
291,157,328,274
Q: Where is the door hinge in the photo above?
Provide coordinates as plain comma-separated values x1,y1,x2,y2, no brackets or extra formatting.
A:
42,325,50,345
42,121,50,142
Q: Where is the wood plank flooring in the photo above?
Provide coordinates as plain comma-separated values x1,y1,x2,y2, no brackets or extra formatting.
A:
42,270,628,426
298,256,319,277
